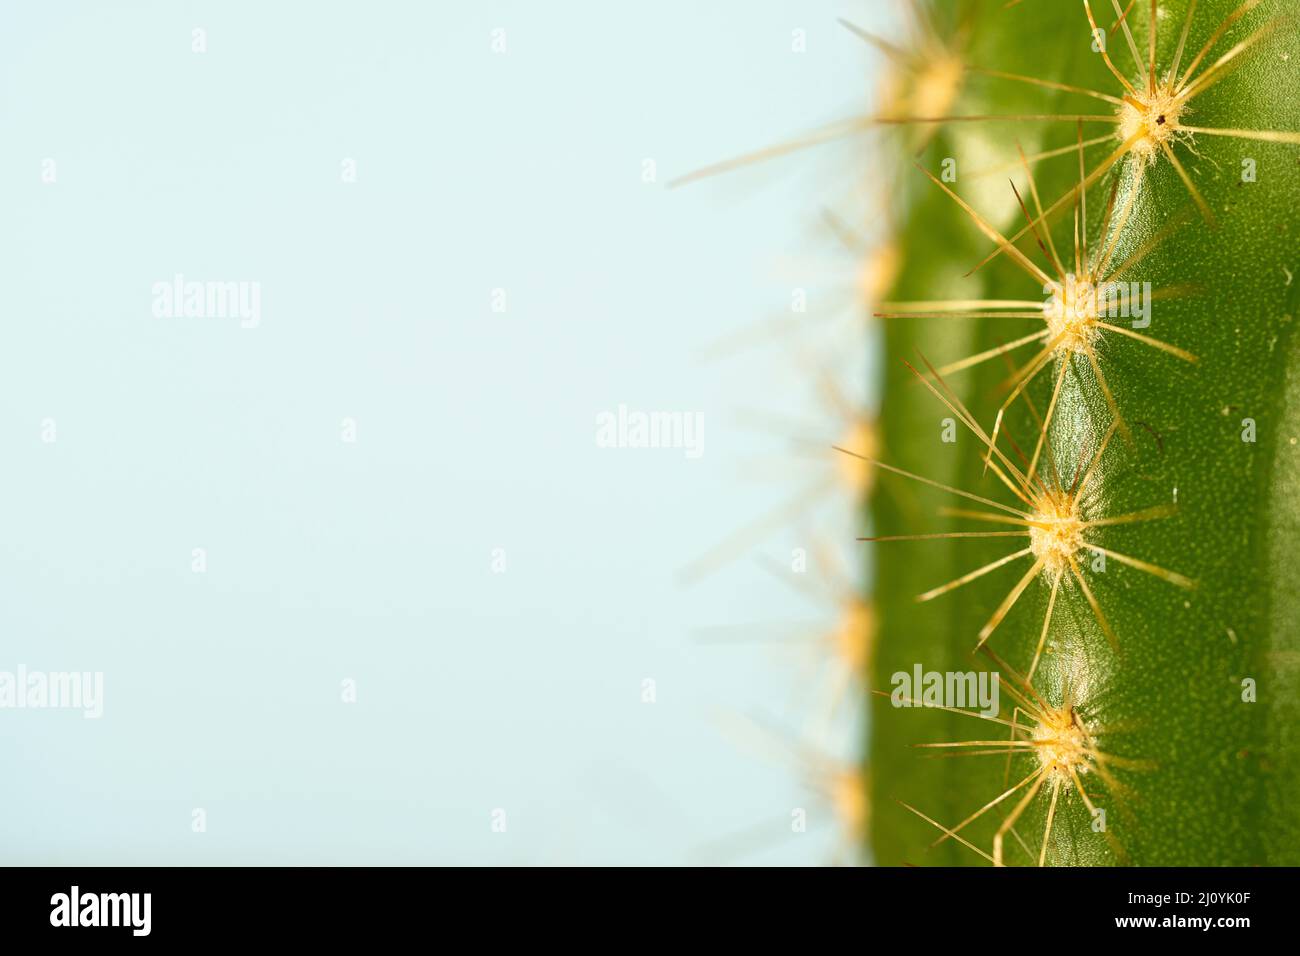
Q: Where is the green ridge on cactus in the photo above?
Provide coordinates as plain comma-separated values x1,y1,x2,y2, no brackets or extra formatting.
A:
869,0,1300,866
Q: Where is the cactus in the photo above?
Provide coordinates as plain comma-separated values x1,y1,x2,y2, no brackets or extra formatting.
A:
867,0,1300,866
678,0,1299,865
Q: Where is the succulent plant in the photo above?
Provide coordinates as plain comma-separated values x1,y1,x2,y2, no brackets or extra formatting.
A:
867,0,1300,866
680,0,1299,866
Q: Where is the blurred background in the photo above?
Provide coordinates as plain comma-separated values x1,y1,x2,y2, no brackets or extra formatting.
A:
0,0,892,864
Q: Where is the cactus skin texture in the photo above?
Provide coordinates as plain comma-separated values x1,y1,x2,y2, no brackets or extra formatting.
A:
869,0,1300,866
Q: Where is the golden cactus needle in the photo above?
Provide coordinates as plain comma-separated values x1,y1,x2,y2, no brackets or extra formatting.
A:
889,662,1138,866
971,0,1300,275
843,360,1193,666
668,1,1122,188
880,142,1198,460
681,372,877,584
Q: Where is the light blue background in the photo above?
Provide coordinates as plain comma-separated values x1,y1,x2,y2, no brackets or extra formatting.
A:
0,0,887,864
